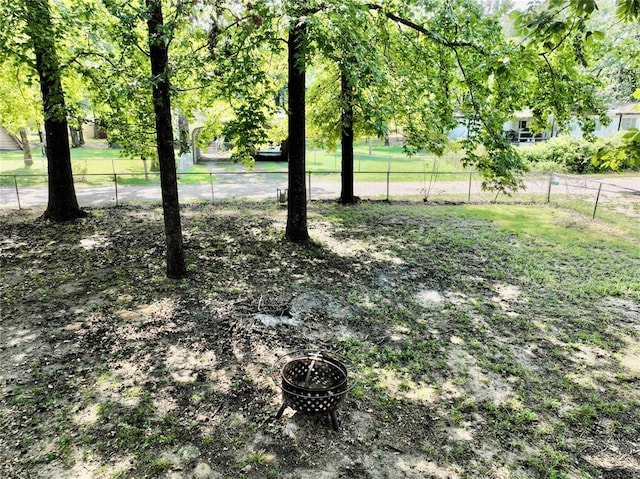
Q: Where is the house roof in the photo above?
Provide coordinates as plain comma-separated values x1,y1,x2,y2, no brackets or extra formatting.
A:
0,125,22,151
515,103,640,118
608,103,640,115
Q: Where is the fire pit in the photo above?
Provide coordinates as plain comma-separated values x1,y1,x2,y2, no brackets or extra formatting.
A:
271,349,357,431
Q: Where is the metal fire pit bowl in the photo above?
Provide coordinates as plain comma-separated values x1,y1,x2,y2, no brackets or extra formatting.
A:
271,349,357,431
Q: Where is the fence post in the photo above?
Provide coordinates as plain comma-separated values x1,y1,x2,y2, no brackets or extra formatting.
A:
308,171,311,202
592,183,602,219
113,174,119,206
210,173,215,201
422,163,427,201
468,172,472,203
433,171,438,200
547,173,553,203
13,175,21,210
386,171,390,201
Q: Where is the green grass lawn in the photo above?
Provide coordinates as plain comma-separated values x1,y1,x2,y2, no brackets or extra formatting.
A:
2,139,637,188
307,141,468,181
0,144,150,186
1,139,469,186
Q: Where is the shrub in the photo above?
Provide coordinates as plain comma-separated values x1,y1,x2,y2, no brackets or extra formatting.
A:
593,130,640,172
518,136,603,174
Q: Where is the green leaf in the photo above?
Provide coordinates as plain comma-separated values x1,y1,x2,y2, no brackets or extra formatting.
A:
570,0,598,15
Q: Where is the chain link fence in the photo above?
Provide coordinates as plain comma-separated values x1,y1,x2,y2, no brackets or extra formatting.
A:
545,173,640,224
1,171,638,225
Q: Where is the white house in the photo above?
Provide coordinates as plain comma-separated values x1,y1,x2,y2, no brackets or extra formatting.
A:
569,103,640,138
449,103,639,143
503,109,554,143
449,109,554,143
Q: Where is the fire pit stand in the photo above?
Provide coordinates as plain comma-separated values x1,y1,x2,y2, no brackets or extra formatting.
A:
271,349,357,431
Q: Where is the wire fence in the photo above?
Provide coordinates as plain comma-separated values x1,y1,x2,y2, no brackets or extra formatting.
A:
544,173,640,224
1,170,638,225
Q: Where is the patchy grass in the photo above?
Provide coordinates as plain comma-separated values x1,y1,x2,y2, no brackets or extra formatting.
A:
1,201,639,478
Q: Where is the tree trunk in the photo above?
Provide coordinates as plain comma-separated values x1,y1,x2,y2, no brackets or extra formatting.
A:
19,129,33,166
70,128,81,147
77,119,85,145
285,19,310,242
177,112,190,156
340,70,355,204
26,0,84,221
147,0,187,279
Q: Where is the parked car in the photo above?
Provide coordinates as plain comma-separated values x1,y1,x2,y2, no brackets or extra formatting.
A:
254,140,288,161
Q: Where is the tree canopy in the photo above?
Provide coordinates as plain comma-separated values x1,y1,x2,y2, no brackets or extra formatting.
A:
1,0,638,238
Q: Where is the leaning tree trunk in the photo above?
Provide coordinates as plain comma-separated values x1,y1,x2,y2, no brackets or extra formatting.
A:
147,0,187,279
26,0,84,221
285,19,310,242
340,70,355,204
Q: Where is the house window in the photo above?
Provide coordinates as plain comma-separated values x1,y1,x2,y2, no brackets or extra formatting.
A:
620,117,637,130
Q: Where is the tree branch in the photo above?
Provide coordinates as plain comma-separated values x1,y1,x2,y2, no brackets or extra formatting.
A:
452,47,499,141
366,3,485,52
538,18,578,56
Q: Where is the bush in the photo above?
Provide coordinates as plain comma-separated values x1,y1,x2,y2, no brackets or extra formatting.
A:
593,130,640,172
518,136,604,174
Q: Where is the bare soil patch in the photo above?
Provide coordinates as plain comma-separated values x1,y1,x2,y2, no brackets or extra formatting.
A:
1,202,639,478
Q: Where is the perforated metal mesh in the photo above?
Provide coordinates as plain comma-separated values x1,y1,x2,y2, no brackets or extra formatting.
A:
281,356,347,412
272,350,354,414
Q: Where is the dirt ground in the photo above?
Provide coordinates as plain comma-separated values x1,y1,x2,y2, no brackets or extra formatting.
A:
1,202,639,479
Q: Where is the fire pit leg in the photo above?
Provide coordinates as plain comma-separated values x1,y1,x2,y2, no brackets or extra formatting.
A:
275,403,287,419
330,412,339,431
